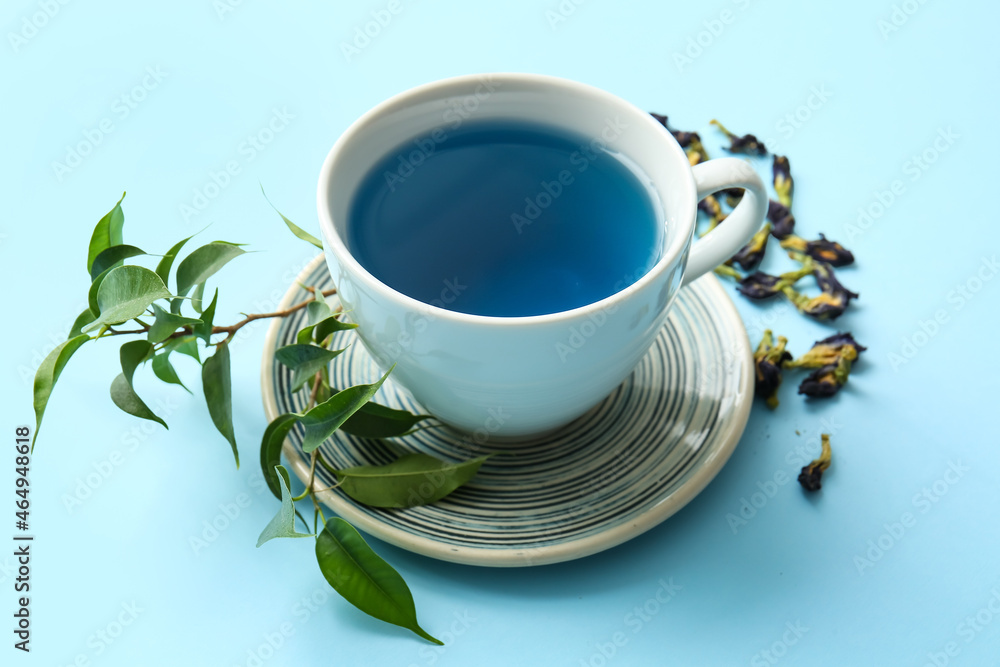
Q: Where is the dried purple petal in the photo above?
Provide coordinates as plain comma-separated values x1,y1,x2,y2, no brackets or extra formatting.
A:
720,187,744,208
738,272,783,300
731,223,771,271
738,262,813,300
798,356,852,397
782,258,859,321
710,120,768,156
698,195,726,234
767,200,796,239
773,155,793,207
781,234,854,267
798,434,832,492
754,330,792,409
649,112,704,153
788,332,866,369
797,364,841,397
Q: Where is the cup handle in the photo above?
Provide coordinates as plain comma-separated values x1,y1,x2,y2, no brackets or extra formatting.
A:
682,157,768,286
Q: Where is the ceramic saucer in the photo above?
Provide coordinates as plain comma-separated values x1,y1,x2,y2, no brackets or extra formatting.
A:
261,255,752,567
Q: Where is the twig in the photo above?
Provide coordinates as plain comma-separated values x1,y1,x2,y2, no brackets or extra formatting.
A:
97,289,338,342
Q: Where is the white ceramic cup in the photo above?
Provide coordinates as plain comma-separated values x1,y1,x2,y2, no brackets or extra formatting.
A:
318,73,766,438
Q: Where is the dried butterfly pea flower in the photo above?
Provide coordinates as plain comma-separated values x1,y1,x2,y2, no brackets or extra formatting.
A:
781,255,859,320
731,223,772,271
798,434,832,491
737,261,814,300
650,112,707,163
698,195,727,234
720,188,744,208
710,120,768,156
739,273,782,299
685,137,710,166
786,332,866,369
650,112,669,127
753,330,792,409
773,155,793,208
780,234,855,267
798,357,852,398
767,200,796,239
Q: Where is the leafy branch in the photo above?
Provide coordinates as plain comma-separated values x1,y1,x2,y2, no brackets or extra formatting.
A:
31,191,489,644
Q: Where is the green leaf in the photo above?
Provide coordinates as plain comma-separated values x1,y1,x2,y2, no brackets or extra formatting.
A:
155,234,195,289
147,304,201,344
312,287,331,309
88,266,113,316
175,241,246,296
203,341,238,466
335,454,488,508
164,335,201,364
193,289,218,343
260,413,301,499
32,335,89,449
87,192,126,275
151,351,190,393
275,344,346,392
68,308,96,339
257,465,314,547
110,340,167,428
82,266,171,333
191,282,206,313
306,300,333,324
89,244,146,281
341,403,433,439
316,518,441,645
298,315,357,344
262,185,323,249
299,368,392,453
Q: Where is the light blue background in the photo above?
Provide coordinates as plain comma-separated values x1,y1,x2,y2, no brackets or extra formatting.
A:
2,0,999,665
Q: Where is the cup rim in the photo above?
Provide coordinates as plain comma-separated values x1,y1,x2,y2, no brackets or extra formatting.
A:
316,72,697,326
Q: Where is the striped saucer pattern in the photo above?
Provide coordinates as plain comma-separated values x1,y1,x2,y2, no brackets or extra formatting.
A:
261,256,752,568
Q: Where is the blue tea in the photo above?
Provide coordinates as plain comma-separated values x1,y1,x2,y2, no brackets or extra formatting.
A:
347,120,662,317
